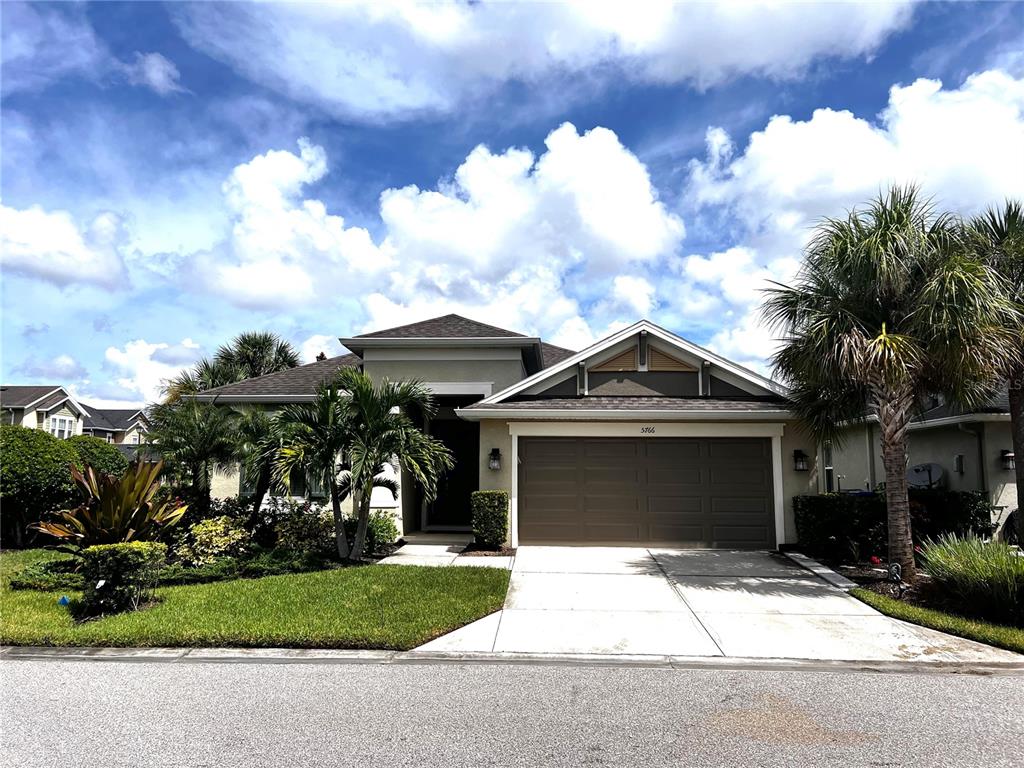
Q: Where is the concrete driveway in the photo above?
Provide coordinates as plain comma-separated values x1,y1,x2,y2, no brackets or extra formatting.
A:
418,546,1020,663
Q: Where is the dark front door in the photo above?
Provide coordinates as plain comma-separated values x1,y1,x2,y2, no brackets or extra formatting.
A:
518,437,774,548
425,416,480,528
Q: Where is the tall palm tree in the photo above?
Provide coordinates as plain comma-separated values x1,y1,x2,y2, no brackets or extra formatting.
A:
145,400,238,516
163,331,300,402
335,368,453,561
275,383,353,560
232,406,282,524
764,186,1015,579
968,200,1024,539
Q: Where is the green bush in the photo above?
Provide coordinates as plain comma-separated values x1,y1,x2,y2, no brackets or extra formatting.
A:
471,490,509,549
793,490,995,563
76,541,167,617
67,435,129,476
922,534,1024,626
344,511,399,555
0,425,79,547
275,501,334,553
8,557,84,591
175,516,250,566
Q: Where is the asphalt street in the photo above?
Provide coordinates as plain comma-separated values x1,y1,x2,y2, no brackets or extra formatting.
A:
2,658,1022,767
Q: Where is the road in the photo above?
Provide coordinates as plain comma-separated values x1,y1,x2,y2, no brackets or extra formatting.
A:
2,657,1022,767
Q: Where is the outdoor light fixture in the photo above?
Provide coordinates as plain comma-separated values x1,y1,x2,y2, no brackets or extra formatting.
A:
488,448,502,471
1001,450,1015,471
793,449,809,472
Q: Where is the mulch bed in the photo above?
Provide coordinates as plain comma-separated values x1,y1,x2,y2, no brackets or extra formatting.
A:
830,561,964,614
459,543,517,557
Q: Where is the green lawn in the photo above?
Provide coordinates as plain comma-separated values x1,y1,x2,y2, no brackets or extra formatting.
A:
851,588,1024,656
0,549,509,650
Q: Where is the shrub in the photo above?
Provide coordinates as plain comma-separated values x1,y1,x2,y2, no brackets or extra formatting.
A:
922,534,1024,626
31,461,187,549
0,425,79,547
471,490,509,549
274,500,334,553
343,511,399,555
76,541,167,617
793,490,995,563
67,435,129,477
9,558,84,591
175,516,250,566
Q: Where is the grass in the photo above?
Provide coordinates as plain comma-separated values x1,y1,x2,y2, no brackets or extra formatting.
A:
851,588,1024,656
0,549,509,650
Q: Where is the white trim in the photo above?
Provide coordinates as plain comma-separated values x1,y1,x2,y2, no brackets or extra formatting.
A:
908,413,1009,430
2,387,62,411
457,408,792,421
422,381,493,396
507,420,787,549
36,395,91,419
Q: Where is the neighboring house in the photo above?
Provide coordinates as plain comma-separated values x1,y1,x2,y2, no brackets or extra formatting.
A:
196,314,820,548
829,392,1018,530
0,385,89,439
82,407,149,447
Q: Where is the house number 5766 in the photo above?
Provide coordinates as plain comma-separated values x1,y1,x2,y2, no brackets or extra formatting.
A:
640,426,656,434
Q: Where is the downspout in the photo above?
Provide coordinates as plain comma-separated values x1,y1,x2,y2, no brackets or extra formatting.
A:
957,422,987,495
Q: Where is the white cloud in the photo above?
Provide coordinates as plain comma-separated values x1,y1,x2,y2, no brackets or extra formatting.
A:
299,334,344,363
16,354,87,381
610,275,656,317
121,52,186,95
171,1,913,120
103,338,201,404
0,204,129,288
685,69,1024,372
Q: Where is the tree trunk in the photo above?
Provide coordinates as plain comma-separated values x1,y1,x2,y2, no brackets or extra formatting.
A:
877,395,916,580
1009,373,1024,542
329,481,350,561
350,482,373,561
251,465,271,525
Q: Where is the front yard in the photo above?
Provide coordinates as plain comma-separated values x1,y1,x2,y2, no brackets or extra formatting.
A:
0,549,509,650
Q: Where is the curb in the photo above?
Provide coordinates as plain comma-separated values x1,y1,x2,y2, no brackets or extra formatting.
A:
4,645,1023,675
782,551,858,590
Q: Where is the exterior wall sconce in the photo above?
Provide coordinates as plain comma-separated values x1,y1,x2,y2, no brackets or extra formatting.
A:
488,448,502,471
1001,450,1015,471
793,450,809,472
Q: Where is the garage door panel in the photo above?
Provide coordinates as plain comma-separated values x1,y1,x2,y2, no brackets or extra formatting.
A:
518,436,774,548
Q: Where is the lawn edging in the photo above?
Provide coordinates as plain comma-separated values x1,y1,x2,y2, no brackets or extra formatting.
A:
850,588,1024,656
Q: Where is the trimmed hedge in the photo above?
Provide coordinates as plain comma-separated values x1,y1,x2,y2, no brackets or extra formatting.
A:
793,489,995,562
471,490,509,549
77,542,167,617
67,435,129,477
0,425,79,547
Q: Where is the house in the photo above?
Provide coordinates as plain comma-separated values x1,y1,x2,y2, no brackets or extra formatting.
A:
0,385,89,439
82,408,149,446
828,391,1018,531
196,314,819,548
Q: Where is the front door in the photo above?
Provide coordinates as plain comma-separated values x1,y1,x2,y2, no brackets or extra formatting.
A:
424,415,480,529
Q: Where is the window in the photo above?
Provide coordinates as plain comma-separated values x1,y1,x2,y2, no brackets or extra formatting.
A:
129,433,139,445
823,442,835,493
106,433,114,443
49,416,72,440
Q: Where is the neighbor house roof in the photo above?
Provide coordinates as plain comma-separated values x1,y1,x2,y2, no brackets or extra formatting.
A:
194,353,362,401
83,408,147,433
0,385,90,417
355,314,526,339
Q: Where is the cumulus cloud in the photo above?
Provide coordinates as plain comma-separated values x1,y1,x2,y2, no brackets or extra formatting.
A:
685,69,1024,372
0,204,129,288
171,1,913,120
16,354,87,381
104,338,201,404
299,334,345,363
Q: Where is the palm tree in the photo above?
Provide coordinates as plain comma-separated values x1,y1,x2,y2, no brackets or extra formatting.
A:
232,406,282,525
275,382,353,560
163,331,300,402
763,186,1015,579
145,400,238,516
335,368,453,561
968,200,1024,539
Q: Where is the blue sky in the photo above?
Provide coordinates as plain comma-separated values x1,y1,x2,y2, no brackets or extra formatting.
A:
2,1,1022,406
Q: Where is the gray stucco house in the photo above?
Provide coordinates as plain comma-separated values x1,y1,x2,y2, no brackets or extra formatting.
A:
198,314,820,549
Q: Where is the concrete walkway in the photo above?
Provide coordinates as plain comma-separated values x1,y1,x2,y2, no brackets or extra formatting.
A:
416,546,1022,663
377,533,514,570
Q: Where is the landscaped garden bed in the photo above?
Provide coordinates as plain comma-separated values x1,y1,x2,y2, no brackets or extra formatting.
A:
0,548,510,649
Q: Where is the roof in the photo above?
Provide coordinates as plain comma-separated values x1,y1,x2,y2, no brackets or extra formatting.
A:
83,408,146,432
541,342,575,368
355,314,525,339
0,385,62,409
194,353,361,401
463,397,789,412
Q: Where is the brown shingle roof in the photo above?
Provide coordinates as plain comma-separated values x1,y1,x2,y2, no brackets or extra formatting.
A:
0,385,63,409
355,314,526,339
83,408,146,432
463,397,791,412
541,342,575,368
194,354,361,400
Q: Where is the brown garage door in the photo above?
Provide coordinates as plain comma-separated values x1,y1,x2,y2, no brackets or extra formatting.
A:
518,437,775,548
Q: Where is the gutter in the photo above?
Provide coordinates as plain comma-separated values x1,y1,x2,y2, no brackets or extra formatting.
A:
455,408,794,422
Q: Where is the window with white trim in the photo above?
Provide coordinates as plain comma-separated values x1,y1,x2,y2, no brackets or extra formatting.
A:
49,416,72,440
